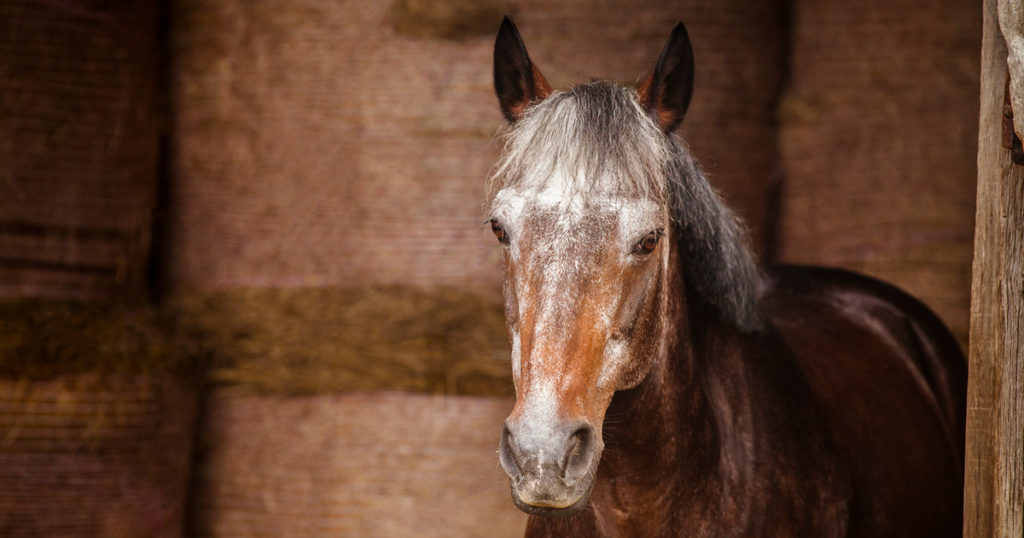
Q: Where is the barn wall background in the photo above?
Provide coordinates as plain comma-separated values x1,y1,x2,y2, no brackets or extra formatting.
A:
776,0,981,346
166,1,785,534
0,0,980,536
0,2,198,536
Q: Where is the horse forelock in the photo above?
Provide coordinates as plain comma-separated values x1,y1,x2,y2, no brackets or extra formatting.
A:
487,80,763,333
486,81,670,208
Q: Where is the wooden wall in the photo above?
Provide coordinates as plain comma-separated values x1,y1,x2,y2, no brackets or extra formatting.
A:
964,0,1024,535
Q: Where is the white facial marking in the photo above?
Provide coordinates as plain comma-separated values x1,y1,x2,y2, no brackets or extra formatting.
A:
510,331,522,389
616,199,663,253
597,338,629,390
493,173,667,408
515,375,562,452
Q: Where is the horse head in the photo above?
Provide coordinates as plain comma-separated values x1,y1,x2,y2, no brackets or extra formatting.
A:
487,17,697,517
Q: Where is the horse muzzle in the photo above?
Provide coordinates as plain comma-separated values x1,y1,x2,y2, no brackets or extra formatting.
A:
498,418,602,517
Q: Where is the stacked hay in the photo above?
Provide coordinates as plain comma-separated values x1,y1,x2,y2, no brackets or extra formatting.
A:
0,2,197,536
171,286,522,536
194,392,522,537
167,0,784,293
169,0,783,535
169,287,511,397
0,376,192,536
0,302,197,536
0,1,161,299
777,0,981,346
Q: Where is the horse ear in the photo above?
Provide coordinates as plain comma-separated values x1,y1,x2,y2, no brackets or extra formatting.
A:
493,16,552,122
638,22,694,132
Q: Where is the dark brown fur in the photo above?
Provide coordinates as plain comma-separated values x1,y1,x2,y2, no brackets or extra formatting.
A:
524,262,965,537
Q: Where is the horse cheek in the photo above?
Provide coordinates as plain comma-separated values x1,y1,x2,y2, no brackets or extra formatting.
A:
615,316,661,390
613,266,665,391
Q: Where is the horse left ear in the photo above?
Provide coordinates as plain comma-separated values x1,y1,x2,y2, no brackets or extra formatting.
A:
494,16,552,122
638,22,694,133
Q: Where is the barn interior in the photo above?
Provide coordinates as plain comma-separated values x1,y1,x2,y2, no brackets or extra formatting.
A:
0,0,999,536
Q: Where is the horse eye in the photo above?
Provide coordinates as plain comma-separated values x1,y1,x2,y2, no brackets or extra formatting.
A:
490,219,509,244
636,230,661,254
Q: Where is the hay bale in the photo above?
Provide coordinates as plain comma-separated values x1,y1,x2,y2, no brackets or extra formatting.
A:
777,0,981,346
193,390,526,537
0,300,198,537
0,2,195,533
0,0,161,300
167,0,783,293
166,7,785,533
0,374,196,537
389,0,509,40
168,286,512,396
0,299,189,379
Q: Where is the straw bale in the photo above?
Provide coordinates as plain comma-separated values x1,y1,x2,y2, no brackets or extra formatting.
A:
0,374,196,537
777,0,981,346
168,286,512,397
390,0,509,40
193,390,526,537
167,0,783,293
0,300,199,536
0,299,192,379
0,0,161,300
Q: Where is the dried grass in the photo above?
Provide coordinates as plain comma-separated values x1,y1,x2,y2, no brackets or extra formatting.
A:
0,286,511,396
388,0,509,40
168,286,512,397
0,300,187,380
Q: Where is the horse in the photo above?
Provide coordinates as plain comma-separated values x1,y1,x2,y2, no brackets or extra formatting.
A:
485,17,966,537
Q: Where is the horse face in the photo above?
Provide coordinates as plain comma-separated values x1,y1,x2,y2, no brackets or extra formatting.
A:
490,15,695,518
490,185,670,516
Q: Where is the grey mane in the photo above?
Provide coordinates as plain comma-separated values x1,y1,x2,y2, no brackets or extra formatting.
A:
488,81,763,333
663,136,763,332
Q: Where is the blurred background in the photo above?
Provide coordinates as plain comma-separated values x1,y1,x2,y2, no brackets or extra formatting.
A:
0,0,980,536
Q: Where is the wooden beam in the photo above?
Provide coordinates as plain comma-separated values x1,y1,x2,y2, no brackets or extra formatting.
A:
964,0,1024,536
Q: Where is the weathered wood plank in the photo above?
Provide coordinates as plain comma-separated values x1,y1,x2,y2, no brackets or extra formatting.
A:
964,0,1024,536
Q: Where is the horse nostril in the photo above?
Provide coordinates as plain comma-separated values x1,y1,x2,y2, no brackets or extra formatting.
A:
499,423,523,480
561,424,595,480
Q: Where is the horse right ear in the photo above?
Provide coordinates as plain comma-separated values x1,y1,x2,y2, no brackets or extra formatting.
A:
638,22,695,132
493,16,552,122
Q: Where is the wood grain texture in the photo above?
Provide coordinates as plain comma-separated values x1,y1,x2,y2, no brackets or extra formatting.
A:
965,0,1024,535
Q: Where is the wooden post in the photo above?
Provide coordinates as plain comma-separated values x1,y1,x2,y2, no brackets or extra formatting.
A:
964,0,1024,536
